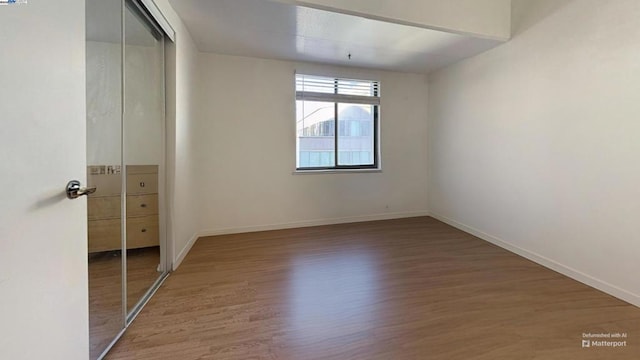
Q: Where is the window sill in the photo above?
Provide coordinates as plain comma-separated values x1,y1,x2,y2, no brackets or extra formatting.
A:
293,168,382,175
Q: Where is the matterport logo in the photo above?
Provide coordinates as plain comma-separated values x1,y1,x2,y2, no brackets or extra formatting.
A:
582,332,628,348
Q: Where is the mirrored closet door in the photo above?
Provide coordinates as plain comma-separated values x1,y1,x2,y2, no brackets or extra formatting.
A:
86,0,169,358
123,0,167,318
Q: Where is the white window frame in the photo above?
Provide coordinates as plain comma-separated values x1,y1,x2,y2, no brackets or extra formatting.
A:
295,73,381,172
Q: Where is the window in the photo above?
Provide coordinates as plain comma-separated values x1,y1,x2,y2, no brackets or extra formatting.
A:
296,74,380,170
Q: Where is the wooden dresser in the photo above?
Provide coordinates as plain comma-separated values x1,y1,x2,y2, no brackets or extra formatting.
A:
87,165,159,253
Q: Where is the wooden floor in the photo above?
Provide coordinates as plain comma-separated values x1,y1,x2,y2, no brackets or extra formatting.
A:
107,217,640,359
90,247,162,359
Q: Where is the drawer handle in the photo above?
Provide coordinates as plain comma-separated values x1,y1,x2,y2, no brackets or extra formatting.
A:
141,228,147,233
140,203,147,208
139,181,145,188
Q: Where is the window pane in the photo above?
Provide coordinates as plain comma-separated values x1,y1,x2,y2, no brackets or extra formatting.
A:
296,74,379,98
297,100,335,168
337,78,378,97
337,103,375,166
296,75,336,94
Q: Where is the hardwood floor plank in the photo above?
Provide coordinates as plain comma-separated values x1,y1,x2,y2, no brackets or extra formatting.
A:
107,217,640,359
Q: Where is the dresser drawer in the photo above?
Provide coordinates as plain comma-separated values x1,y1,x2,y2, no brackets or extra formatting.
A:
126,173,158,195
126,215,159,249
126,194,158,217
127,165,158,175
88,196,121,220
88,174,122,197
88,219,121,253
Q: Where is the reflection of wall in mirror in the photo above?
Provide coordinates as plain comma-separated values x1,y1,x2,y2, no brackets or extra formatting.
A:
86,41,163,166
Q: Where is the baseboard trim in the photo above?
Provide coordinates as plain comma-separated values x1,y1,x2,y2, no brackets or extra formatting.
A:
199,211,430,238
429,212,640,308
171,212,429,270
172,231,199,271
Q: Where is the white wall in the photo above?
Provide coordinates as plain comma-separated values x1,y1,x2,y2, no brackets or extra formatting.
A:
0,1,89,359
86,41,121,166
123,42,164,166
276,0,511,40
195,53,429,235
87,41,164,166
428,0,640,306
153,0,201,268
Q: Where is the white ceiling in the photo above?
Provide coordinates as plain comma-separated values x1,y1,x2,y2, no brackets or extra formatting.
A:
169,0,504,74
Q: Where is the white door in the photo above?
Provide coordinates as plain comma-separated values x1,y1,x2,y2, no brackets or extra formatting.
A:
0,1,89,360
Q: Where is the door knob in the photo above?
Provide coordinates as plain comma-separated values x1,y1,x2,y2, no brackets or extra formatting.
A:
66,180,97,199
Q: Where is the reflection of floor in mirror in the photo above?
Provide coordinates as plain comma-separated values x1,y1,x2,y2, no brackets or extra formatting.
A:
89,246,161,360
